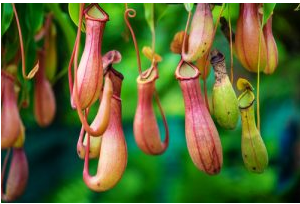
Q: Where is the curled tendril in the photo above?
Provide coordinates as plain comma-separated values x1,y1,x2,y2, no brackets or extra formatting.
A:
12,3,39,80
124,8,143,76
126,8,136,18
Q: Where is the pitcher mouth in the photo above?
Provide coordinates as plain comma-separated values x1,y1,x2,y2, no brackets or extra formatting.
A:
238,90,255,109
84,3,109,22
175,58,200,81
136,65,159,84
105,66,124,80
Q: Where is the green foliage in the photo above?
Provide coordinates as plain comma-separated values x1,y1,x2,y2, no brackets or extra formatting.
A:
144,3,168,33
144,3,154,33
1,3,14,36
184,3,193,12
223,3,240,22
263,3,276,25
154,3,168,23
26,4,44,33
46,3,75,53
68,3,85,32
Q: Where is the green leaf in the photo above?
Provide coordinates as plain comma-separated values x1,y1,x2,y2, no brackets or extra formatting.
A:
68,3,85,32
263,3,276,25
155,3,168,22
25,36,37,71
184,3,194,12
144,3,154,33
46,3,76,53
1,3,14,36
26,4,44,33
144,3,168,33
3,30,19,63
222,3,239,22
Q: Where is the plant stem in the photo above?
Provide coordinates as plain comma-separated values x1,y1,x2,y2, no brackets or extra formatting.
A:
12,3,38,80
257,9,264,131
151,3,156,65
228,4,234,84
124,7,143,76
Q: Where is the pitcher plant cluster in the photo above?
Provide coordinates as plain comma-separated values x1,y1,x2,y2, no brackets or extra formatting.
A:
1,4,57,201
1,3,278,201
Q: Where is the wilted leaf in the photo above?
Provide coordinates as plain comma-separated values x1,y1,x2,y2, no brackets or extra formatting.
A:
27,61,39,79
170,31,187,54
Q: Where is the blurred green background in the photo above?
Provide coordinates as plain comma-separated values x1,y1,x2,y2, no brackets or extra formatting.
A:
1,3,300,203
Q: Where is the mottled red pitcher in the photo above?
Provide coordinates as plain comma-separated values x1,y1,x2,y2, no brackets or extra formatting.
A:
34,50,56,127
175,59,223,175
1,71,21,149
133,65,169,155
1,148,29,202
235,3,267,72
71,4,109,109
182,3,214,62
263,15,278,74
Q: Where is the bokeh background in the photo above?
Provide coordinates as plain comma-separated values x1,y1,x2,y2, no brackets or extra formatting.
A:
1,3,300,203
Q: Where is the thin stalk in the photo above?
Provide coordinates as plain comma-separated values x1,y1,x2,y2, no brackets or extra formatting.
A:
257,11,264,131
182,11,192,56
12,3,39,80
67,3,85,98
83,109,91,173
153,90,169,146
228,4,234,84
124,7,143,76
151,4,156,66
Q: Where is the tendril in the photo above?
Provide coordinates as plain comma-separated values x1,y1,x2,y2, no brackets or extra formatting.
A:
182,11,192,55
228,4,234,84
124,7,143,76
12,3,39,80
83,111,91,173
150,4,156,66
154,90,169,149
68,3,85,99
256,9,264,132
